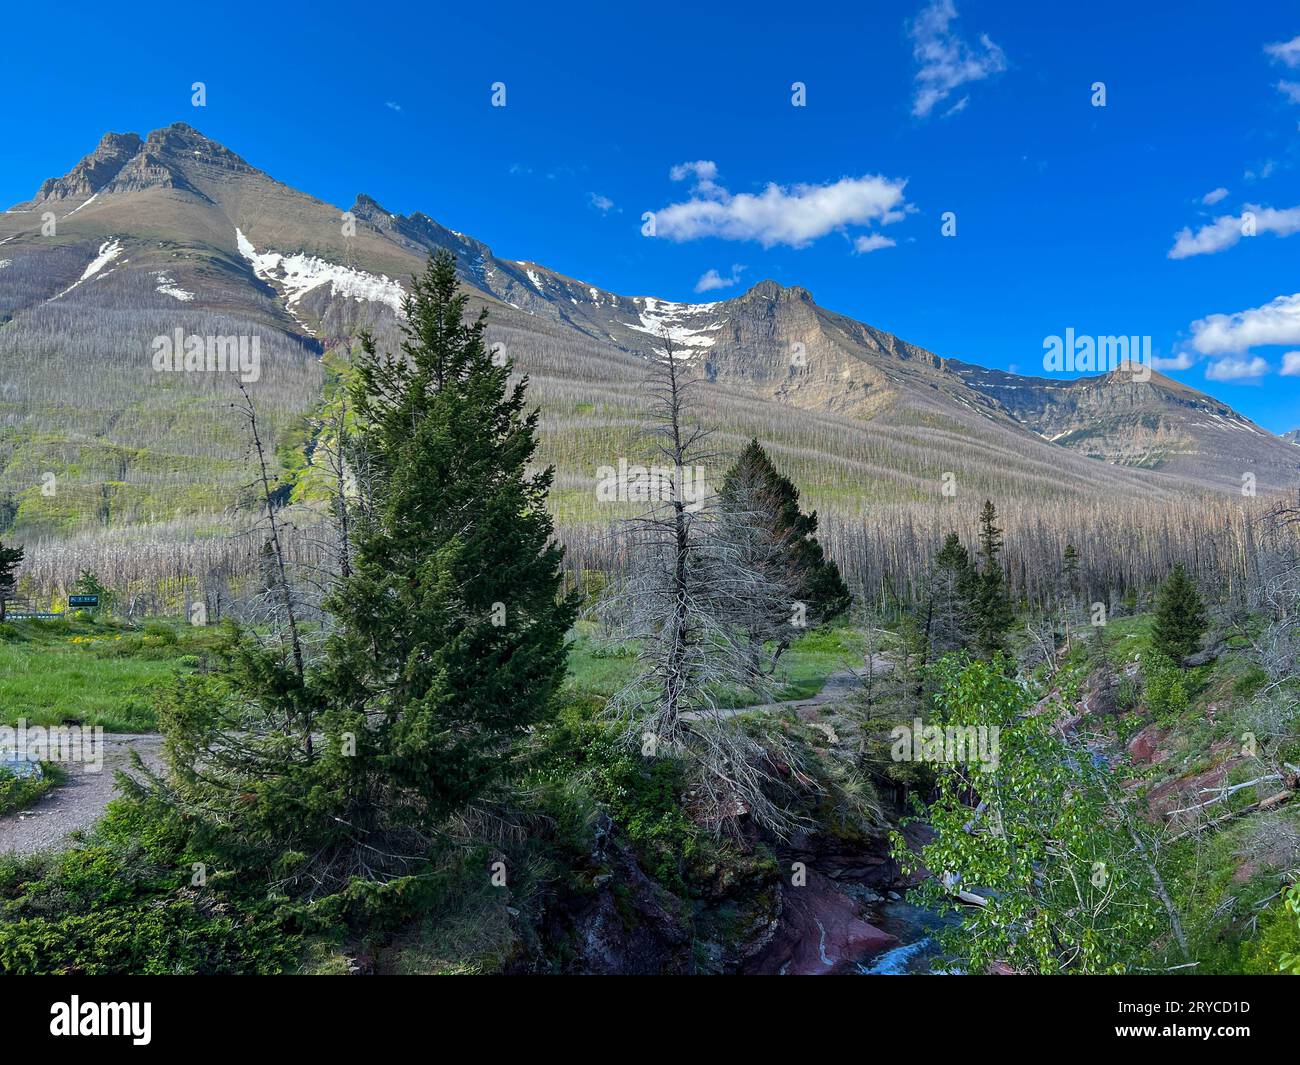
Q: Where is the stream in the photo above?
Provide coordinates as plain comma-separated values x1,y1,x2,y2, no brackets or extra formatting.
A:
857,899,960,975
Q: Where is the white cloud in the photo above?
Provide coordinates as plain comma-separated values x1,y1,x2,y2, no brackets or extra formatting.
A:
1277,80,1300,104
1205,355,1270,381
1168,203,1300,258
909,0,1007,119
1153,351,1196,371
853,233,897,254
589,193,617,214
694,264,746,292
1265,35,1300,68
1201,187,1229,205
1190,292,1300,354
669,160,723,198
653,162,912,249
385,101,402,112
1245,160,1277,182
1281,351,1300,376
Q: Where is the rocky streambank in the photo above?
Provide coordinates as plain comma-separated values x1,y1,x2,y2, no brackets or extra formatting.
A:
532,814,930,975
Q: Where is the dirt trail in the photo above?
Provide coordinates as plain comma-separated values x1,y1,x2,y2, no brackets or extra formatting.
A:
0,732,163,857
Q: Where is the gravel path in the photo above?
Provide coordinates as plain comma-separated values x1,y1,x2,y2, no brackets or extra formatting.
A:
0,733,164,857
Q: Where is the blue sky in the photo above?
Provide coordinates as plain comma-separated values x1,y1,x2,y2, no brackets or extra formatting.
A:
3,0,1298,431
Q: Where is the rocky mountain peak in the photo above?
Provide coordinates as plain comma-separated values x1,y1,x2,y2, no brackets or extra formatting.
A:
737,279,815,306
350,193,390,222
13,125,256,210
22,131,144,206
142,123,255,173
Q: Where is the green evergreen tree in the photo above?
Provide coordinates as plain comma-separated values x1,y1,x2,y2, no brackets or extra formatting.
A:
970,501,1013,657
1061,544,1081,600
322,250,579,824
1151,562,1207,663
927,531,976,655
716,439,851,625
154,251,577,892
0,540,23,622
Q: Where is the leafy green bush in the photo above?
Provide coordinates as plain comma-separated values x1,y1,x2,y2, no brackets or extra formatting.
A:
1143,651,1190,722
0,764,59,816
0,798,302,974
141,622,179,645
1240,884,1300,975
535,698,702,892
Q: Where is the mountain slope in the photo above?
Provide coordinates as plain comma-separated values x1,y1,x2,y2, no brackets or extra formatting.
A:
949,362,1297,492
1,124,1296,541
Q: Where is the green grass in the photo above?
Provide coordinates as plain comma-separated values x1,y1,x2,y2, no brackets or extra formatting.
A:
0,763,64,816
564,619,868,707
4,612,867,736
0,617,220,732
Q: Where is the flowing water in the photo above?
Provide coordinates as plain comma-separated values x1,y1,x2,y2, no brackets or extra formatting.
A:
857,899,960,975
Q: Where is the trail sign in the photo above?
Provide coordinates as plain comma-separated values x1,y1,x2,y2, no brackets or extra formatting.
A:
68,595,99,609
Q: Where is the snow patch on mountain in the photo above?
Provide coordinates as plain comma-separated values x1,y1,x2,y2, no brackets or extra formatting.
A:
154,271,194,302
235,228,406,315
51,238,122,300
628,296,723,357
67,194,98,216
1202,410,1262,435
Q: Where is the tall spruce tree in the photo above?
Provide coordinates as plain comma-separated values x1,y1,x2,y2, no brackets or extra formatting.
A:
0,539,22,622
1151,562,1207,663
323,250,579,823
1057,543,1085,652
153,251,577,892
717,439,850,626
926,531,976,656
970,500,1013,657
1061,544,1081,600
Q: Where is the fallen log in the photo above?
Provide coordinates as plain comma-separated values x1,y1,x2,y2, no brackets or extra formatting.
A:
1167,786,1295,841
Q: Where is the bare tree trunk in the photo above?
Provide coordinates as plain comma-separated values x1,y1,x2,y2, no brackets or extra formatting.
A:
236,382,310,757
664,350,691,729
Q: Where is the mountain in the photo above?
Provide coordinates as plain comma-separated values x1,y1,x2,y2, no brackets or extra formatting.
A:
949,362,1294,488
2,124,1296,539
1284,429,1300,446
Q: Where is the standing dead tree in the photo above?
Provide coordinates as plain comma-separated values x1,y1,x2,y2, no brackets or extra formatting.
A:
599,341,810,836
234,381,306,687
1246,488,1300,692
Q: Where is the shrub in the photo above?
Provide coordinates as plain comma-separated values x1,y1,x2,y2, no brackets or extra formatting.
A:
141,621,179,645
0,797,302,974
1143,651,1189,722
1240,885,1300,975
0,764,58,816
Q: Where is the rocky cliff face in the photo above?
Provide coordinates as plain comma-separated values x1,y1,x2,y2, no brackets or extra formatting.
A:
21,132,143,206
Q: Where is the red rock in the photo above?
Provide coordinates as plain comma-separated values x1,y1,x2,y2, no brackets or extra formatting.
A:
748,870,898,975
1127,723,1168,764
